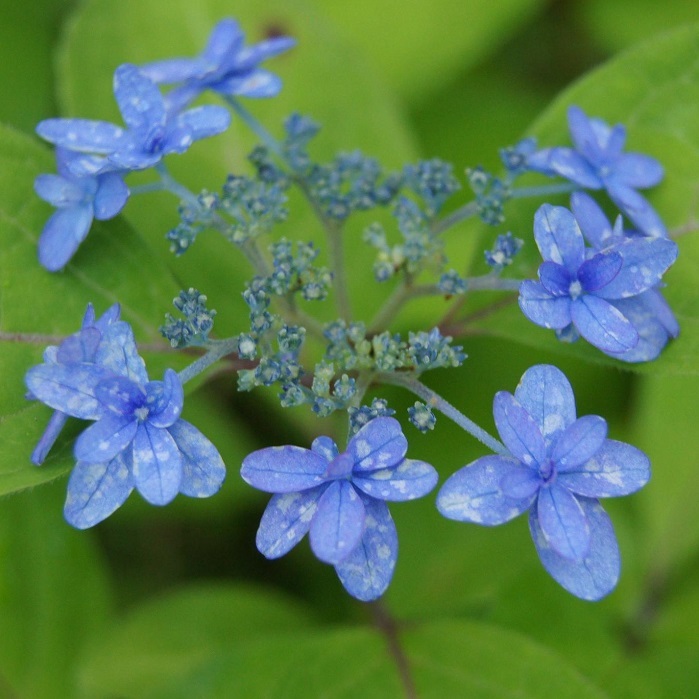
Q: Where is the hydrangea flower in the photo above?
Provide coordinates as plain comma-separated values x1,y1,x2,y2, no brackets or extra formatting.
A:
570,192,679,362
25,305,226,528
36,64,231,175
527,106,666,236
28,302,122,465
34,149,129,270
519,203,678,358
437,364,650,600
140,18,295,112
240,416,438,601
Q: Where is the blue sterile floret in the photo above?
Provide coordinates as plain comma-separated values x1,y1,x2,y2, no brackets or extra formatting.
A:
518,203,678,359
437,364,650,600
34,149,129,271
528,106,666,237
36,64,230,176
139,18,295,112
161,288,217,348
241,416,438,601
485,232,523,271
24,305,226,528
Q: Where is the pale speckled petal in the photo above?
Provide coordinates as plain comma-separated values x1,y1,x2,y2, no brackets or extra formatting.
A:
64,453,133,529
552,415,607,470
437,455,536,525
169,419,226,498
311,435,338,461
241,445,327,493
95,322,148,383
533,204,586,271
530,497,620,600
352,458,438,502
256,487,323,559
335,496,397,601
74,413,138,464
132,423,182,505
309,481,366,565
493,392,546,468
349,417,408,473
537,484,590,561
571,295,638,353
559,439,650,497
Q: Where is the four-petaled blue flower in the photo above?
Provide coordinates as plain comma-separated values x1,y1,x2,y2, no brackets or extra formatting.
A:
36,64,231,175
437,364,650,600
25,305,226,528
240,416,438,601
34,149,129,270
140,18,295,112
528,106,666,237
569,191,679,362
519,203,677,358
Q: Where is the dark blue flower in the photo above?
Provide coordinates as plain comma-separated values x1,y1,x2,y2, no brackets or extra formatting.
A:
241,417,438,601
437,365,650,600
519,203,678,358
140,18,295,111
25,307,226,528
36,64,231,175
34,149,129,271
528,106,666,236
570,192,679,362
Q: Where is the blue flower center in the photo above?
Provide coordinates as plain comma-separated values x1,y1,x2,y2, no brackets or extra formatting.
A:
539,458,557,484
144,125,165,153
568,279,583,299
134,406,150,422
324,452,354,480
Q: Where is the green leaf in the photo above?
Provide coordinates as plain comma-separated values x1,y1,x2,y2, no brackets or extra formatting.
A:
76,583,319,698
463,24,699,373
312,0,547,104
0,481,112,699
81,616,607,698
0,123,181,494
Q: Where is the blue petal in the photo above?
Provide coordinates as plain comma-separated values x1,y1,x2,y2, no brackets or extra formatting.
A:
537,484,590,561
608,296,671,363
255,487,324,559
234,36,296,67
31,410,70,465
352,458,438,501
203,18,244,68
38,205,93,271
552,415,607,470
140,57,208,84
595,238,678,299
606,183,667,237
215,70,282,97
571,295,638,353
519,280,572,329
335,497,397,602
56,327,101,363
349,417,408,473
95,322,148,383
500,467,542,500
146,369,183,428
309,481,366,565
311,435,338,461
64,453,133,529
172,105,231,142
568,106,608,165
34,173,85,206
168,419,226,497
538,261,571,296
533,204,586,271
132,423,183,505
612,153,664,189
241,445,327,493
107,146,161,171
36,118,125,154
74,413,138,464
530,497,620,600
94,375,144,414
514,365,577,447
570,191,615,249
113,63,165,132
493,392,546,468
578,251,622,293
436,455,536,525
558,439,650,497
536,147,602,188
25,363,112,419
93,173,129,220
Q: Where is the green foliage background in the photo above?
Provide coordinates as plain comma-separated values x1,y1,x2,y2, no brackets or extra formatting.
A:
1,0,698,696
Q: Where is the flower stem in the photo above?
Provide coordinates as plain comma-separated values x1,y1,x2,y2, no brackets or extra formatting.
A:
377,372,508,455
510,182,578,199
178,338,239,385
432,201,480,235
226,96,285,158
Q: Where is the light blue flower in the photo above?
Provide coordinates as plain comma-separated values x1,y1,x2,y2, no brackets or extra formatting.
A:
528,106,666,236
241,416,438,601
36,64,231,175
25,308,226,528
437,365,650,600
519,203,677,358
34,149,129,271
140,18,295,112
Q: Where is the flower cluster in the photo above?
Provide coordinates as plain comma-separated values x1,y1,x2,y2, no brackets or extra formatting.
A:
241,417,438,601
34,18,295,270
25,304,225,528
437,365,650,600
